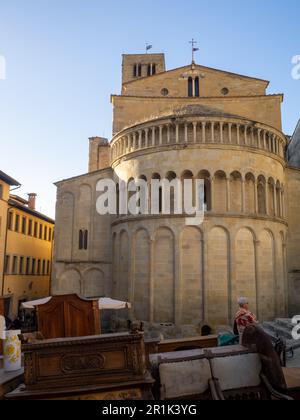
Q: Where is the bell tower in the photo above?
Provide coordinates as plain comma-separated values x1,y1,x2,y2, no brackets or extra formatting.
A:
122,53,166,85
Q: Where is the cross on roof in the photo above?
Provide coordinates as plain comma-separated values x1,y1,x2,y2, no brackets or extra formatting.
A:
189,39,199,64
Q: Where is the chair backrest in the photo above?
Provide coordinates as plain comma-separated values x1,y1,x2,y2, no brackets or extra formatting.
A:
242,325,287,390
158,355,212,399
210,352,262,392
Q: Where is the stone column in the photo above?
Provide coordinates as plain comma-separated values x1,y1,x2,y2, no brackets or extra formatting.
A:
265,182,269,216
129,234,136,313
220,122,224,144
138,130,142,149
263,131,267,150
254,179,258,214
281,188,285,218
167,124,171,144
211,177,215,211
226,177,231,212
254,239,260,319
193,122,197,143
176,124,179,143
279,141,283,158
241,179,246,213
184,123,188,143
149,237,155,324
229,235,235,322
159,125,163,145
211,122,215,143
201,122,206,143
244,125,248,146
200,238,206,322
202,231,209,322
145,128,149,148
282,240,288,316
257,129,262,149
274,184,277,217
251,127,255,146
278,187,282,218
236,124,240,145
228,123,232,144
174,231,181,327
152,127,156,146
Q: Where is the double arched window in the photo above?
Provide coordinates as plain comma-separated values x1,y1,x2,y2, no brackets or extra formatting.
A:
188,77,200,97
79,229,88,250
133,64,142,78
147,64,156,76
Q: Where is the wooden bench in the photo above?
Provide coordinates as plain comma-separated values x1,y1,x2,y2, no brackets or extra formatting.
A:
150,344,292,400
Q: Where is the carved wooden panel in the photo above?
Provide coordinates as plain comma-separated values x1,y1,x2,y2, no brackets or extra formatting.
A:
36,294,100,339
21,332,149,392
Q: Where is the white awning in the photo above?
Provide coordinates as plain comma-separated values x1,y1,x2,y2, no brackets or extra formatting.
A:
21,296,131,310
21,297,52,309
98,297,131,310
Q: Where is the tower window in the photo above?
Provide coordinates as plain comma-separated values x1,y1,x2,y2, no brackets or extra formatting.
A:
188,77,193,97
147,63,157,76
195,77,200,97
133,64,137,77
138,64,142,77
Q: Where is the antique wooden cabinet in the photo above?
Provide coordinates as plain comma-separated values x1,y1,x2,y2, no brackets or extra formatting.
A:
6,332,154,400
36,294,101,339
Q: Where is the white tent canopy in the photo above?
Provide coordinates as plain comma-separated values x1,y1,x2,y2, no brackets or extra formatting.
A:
21,296,131,310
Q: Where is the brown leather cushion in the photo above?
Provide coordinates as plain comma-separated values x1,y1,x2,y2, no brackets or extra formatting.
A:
242,325,286,390
282,368,300,390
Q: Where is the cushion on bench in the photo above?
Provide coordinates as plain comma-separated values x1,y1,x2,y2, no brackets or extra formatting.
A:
159,358,211,399
211,353,262,391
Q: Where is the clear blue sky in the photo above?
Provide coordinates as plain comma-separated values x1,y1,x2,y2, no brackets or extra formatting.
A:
0,0,299,218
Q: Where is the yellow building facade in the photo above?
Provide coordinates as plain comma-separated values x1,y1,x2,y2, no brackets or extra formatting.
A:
0,171,20,307
0,172,54,318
